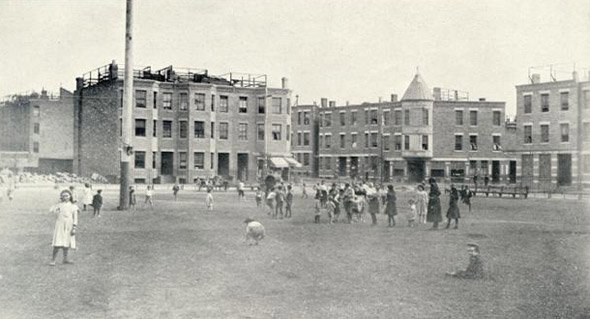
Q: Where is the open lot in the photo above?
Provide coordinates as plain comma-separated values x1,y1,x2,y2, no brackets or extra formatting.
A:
0,186,589,318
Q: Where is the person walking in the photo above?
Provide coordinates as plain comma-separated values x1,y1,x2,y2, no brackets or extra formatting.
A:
366,183,380,226
144,185,154,209
82,183,93,211
416,184,428,224
285,185,293,218
172,184,180,201
426,177,442,229
205,188,214,211
301,182,308,199
92,190,103,217
49,190,79,265
446,184,461,229
129,186,137,211
384,184,397,227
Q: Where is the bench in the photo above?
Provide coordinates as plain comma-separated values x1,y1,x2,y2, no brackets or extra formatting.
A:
473,185,529,199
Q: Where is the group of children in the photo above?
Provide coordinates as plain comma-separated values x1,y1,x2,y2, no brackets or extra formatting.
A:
256,184,294,219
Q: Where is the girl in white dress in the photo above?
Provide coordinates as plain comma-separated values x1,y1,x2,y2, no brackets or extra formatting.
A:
49,190,79,265
82,183,93,211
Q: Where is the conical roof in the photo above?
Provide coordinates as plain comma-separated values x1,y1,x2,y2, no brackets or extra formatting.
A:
401,73,432,101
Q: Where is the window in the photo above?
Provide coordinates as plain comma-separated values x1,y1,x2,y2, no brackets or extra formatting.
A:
194,121,205,138
422,109,429,125
211,94,215,111
383,111,389,125
364,133,369,148
33,105,40,117
219,122,229,140
179,121,188,138
325,135,331,148
560,123,569,142
135,90,147,108
325,113,332,127
195,93,205,111
319,135,323,148
119,118,122,136
524,95,532,113
560,92,569,110
179,152,187,169
404,109,410,125
286,98,290,114
351,111,357,125
340,134,346,148
152,152,157,168
152,120,157,137
422,135,428,150
370,133,378,148
383,135,390,150
257,124,264,140
286,125,290,141
394,135,402,150
33,142,39,153
469,135,478,150
319,113,324,127
370,110,378,124
120,91,123,108
524,125,532,143
584,91,590,109
340,112,346,126
211,122,215,138
272,97,282,114
163,93,172,110
33,123,40,134
351,134,357,148
454,135,463,151
220,96,228,112
153,92,157,109
258,97,265,114
493,135,502,150
303,112,310,125
324,157,331,170
455,110,463,125
303,153,310,166
238,123,248,140
210,152,215,169
272,124,282,140
163,120,172,138
297,111,302,125
394,110,401,125
179,93,188,111
134,151,146,168
300,132,308,146
365,110,369,125
404,135,410,150
297,132,302,145
541,93,549,112
469,110,478,126
135,119,146,136
194,152,204,169
239,97,248,113
541,124,549,143
493,111,501,126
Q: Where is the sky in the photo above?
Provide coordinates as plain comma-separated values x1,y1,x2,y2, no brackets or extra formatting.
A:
1,0,589,117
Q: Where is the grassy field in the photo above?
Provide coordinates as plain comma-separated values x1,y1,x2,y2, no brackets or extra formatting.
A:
0,186,589,319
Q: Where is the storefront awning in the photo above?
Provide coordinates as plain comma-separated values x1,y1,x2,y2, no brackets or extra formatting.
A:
269,157,289,168
284,157,303,168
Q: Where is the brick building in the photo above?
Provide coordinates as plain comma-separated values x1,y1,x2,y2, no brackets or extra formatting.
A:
292,73,516,183
504,71,590,190
291,103,319,177
0,89,74,173
74,62,294,184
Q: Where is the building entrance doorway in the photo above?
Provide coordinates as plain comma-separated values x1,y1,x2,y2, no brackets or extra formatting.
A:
492,161,500,183
338,157,347,177
217,153,229,178
557,154,572,186
350,157,359,179
237,153,248,181
407,160,425,183
509,161,517,184
161,152,173,175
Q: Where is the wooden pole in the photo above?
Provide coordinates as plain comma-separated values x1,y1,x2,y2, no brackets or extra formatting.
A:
119,0,134,210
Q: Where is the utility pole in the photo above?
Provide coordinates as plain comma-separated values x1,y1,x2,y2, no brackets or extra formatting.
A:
119,0,134,210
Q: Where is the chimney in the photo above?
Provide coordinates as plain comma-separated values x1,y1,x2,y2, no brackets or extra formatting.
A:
454,90,459,101
346,101,349,106
76,77,84,90
329,100,336,107
321,98,328,108
281,77,289,89
572,71,578,82
531,73,541,84
479,98,486,101
390,94,398,102
432,87,441,101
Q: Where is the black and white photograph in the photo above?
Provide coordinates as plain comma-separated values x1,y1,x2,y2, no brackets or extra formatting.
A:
0,1,589,318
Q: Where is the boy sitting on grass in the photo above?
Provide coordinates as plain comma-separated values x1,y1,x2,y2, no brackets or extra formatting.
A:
446,243,484,279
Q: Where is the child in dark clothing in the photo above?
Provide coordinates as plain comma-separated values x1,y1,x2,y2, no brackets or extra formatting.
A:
285,185,293,218
92,190,103,217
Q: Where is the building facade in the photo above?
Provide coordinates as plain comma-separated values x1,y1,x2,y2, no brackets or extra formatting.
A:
74,62,294,184
505,71,590,190
0,89,74,173
293,73,516,183
291,103,319,177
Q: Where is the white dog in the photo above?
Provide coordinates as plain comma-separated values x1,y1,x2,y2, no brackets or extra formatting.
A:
244,218,265,245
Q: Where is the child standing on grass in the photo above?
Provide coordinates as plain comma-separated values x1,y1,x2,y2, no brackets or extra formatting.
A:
255,187,263,207
92,190,103,217
144,185,154,209
274,185,285,219
266,187,276,215
314,198,322,223
416,184,428,224
205,188,214,211
385,185,397,227
326,197,336,224
407,199,417,227
129,186,136,211
49,190,78,266
285,185,293,218
301,183,308,198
